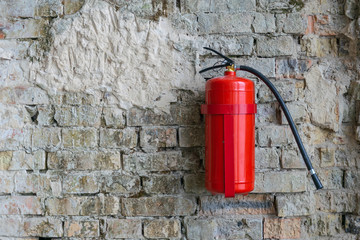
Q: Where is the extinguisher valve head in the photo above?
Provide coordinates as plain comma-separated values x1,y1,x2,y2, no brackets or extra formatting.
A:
226,65,235,72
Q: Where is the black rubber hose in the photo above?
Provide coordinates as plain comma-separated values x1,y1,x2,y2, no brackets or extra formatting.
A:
238,65,323,190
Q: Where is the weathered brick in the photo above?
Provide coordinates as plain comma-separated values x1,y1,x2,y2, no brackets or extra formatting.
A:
255,147,279,169
198,13,253,34
302,213,343,237
203,35,254,56
46,195,116,216
0,216,22,236
301,36,338,57
100,128,137,149
0,40,30,60
345,215,360,235
35,0,63,17
319,147,336,167
64,220,99,238
0,0,36,17
199,194,275,215
253,13,276,33
5,150,46,170
32,128,61,151
184,0,256,13
254,171,306,193
276,192,315,217
179,127,204,147
257,125,293,147
123,150,200,173
22,217,63,237
264,218,301,239
143,174,182,194
103,107,126,128
0,196,42,215
278,13,307,34
184,173,207,194
128,107,172,126
315,191,356,213
234,57,276,78
63,173,99,194
281,147,306,169
106,219,142,239
279,102,308,124
0,128,28,150
257,36,294,57
259,80,296,103
103,174,140,195
14,172,40,194
62,128,97,148
0,86,49,105
313,15,349,36
185,217,262,240
122,197,196,216
170,104,201,125
317,169,343,190
144,219,181,239
140,127,177,151
0,171,14,193
1,19,48,39
37,105,55,126
54,105,101,127
64,0,85,15
276,58,311,79
0,104,29,129
256,103,278,124
356,126,360,142
61,91,98,105
48,150,120,170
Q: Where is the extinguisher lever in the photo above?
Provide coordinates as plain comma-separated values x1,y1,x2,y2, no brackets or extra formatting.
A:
199,47,234,74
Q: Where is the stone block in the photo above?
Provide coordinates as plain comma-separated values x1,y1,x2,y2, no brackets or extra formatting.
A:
255,147,279,169
144,219,181,239
254,171,306,193
100,128,137,149
48,150,121,170
170,104,201,125
0,171,14,193
253,13,276,33
198,13,253,34
276,58,311,79
63,173,99,194
64,0,85,15
264,218,301,239
279,13,307,34
256,103,278,124
179,127,204,147
103,107,126,128
54,105,101,127
1,19,48,39
140,127,177,151
37,105,55,126
203,35,254,56
302,213,343,237
184,173,207,194
32,128,61,151
106,219,142,239
64,220,99,238
122,197,196,216
123,150,200,173
356,126,360,142
199,194,275,215
0,0,36,18
35,0,63,17
0,104,29,129
22,217,63,237
257,125,293,147
185,217,262,240
61,91,98,105
14,172,40,194
0,86,49,105
317,169,343,190
0,196,43,215
259,81,296,103
62,128,98,148
0,128,28,150
0,216,22,236
103,174,140,195
279,102,308,124
319,147,336,167
276,192,315,217
257,36,294,57
315,191,356,213
281,147,306,169
3,150,46,170
0,40,29,60
128,107,172,126
143,174,182,194
301,36,338,57
345,215,360,235
234,57,276,78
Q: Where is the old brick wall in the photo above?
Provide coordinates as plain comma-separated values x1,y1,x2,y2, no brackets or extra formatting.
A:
0,0,359,239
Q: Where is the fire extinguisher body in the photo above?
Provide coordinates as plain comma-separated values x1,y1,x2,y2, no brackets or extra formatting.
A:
202,71,256,197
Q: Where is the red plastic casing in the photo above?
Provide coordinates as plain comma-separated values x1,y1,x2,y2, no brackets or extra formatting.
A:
202,71,256,197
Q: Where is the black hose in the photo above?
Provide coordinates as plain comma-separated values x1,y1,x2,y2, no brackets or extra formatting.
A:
238,65,323,190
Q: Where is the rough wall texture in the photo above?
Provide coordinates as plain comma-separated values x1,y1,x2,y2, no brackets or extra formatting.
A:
0,0,360,239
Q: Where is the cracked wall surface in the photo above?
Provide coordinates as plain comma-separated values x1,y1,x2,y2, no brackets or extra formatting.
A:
0,0,360,239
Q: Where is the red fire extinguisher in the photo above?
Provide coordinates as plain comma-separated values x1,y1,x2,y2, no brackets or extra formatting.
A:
200,47,323,197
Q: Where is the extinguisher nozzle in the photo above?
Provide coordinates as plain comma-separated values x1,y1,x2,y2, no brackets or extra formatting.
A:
311,173,323,190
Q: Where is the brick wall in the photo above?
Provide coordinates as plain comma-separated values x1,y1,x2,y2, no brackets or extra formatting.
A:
0,0,359,239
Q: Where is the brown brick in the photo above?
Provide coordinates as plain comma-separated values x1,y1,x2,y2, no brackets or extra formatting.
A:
140,127,177,151
319,147,336,167
264,218,301,239
0,196,43,215
199,194,275,215
144,219,181,239
315,191,356,213
122,197,196,216
64,220,99,238
184,173,207,194
106,219,142,239
179,127,205,147
276,192,315,217
143,174,182,194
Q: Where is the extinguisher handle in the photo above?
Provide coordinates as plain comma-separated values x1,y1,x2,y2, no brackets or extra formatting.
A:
237,65,324,190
